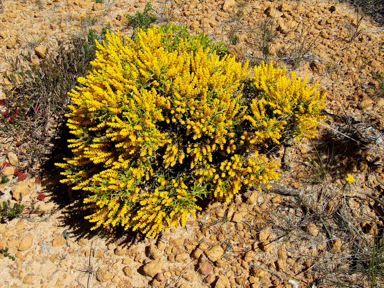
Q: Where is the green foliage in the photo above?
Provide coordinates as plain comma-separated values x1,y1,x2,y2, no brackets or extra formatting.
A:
255,18,276,61
365,236,384,287
332,233,384,287
79,13,98,28
125,2,157,32
0,199,25,223
226,2,247,46
228,28,238,45
0,248,15,261
369,236,384,286
159,23,227,58
101,25,111,37
372,70,384,97
1,175,9,184
307,139,337,183
95,0,103,3
347,6,364,43
57,25,326,238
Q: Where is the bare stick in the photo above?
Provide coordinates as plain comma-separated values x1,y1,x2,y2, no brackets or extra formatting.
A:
261,184,301,197
359,191,384,207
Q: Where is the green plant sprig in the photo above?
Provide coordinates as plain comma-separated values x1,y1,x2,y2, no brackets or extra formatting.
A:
0,198,25,223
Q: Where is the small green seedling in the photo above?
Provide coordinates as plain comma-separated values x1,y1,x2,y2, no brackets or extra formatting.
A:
125,2,157,31
1,175,9,184
0,248,15,261
0,198,25,223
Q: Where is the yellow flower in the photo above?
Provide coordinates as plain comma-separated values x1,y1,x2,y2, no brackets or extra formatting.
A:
80,13,84,17
345,174,354,184
56,25,325,238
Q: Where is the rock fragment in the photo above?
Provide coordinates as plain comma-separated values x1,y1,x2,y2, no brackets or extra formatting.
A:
278,19,289,34
157,241,166,251
93,3,103,11
216,208,225,217
96,268,112,282
52,237,66,247
34,45,47,59
226,205,234,220
156,272,165,281
183,271,194,281
146,244,161,259
22,275,34,284
7,237,20,249
142,259,164,277
265,6,283,18
278,248,287,260
280,3,292,12
199,243,208,251
376,98,384,108
6,37,17,49
198,261,213,275
205,245,224,262
330,238,342,253
173,236,185,246
11,182,30,201
244,251,255,262
235,276,246,285
8,152,18,165
175,252,188,262
38,201,55,211
215,259,226,268
360,99,373,110
192,248,203,259
310,62,325,74
222,0,236,12
259,230,271,242
122,266,133,277
163,271,171,279
0,238,7,249
205,274,216,283
306,223,320,236
259,241,273,252
231,212,243,223
276,259,286,271
18,234,33,251
115,246,127,256
250,267,266,277
2,166,15,176
215,275,230,288
246,191,258,204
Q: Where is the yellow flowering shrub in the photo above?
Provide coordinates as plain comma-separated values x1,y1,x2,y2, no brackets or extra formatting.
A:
246,62,327,143
57,24,326,238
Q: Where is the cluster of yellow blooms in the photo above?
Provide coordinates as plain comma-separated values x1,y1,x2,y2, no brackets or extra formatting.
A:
247,62,327,142
57,25,326,237
345,174,354,184
211,152,281,202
